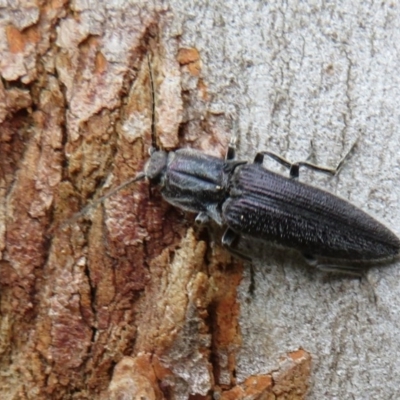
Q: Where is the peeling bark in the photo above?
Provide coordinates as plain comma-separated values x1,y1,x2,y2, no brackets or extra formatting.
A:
1,2,315,399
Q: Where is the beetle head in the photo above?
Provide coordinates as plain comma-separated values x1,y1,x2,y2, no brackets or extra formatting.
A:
144,150,168,183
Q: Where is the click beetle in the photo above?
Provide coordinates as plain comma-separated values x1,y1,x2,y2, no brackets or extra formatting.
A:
72,56,400,274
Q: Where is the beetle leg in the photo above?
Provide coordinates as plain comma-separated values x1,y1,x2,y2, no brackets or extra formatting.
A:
253,151,304,178
222,227,237,246
195,212,210,225
226,128,239,160
253,151,292,168
254,141,357,179
290,141,358,178
253,151,304,179
302,253,318,266
222,228,252,260
226,144,236,161
315,264,363,276
303,253,363,276
253,151,340,178
289,161,339,178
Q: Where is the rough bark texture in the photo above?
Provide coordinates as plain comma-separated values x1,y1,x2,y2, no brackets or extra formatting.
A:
1,1,400,399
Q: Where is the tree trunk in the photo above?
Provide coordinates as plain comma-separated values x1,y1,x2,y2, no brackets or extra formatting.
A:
1,1,399,399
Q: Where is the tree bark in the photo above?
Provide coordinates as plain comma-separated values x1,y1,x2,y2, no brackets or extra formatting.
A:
1,1,399,399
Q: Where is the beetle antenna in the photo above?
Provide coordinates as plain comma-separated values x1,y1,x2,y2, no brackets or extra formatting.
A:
51,55,155,236
147,54,159,153
51,172,146,234
77,172,146,217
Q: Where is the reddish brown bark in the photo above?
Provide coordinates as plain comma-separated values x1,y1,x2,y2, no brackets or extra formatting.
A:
0,2,311,399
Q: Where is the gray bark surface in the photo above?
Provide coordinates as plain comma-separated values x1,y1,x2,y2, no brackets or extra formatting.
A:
178,2,400,399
